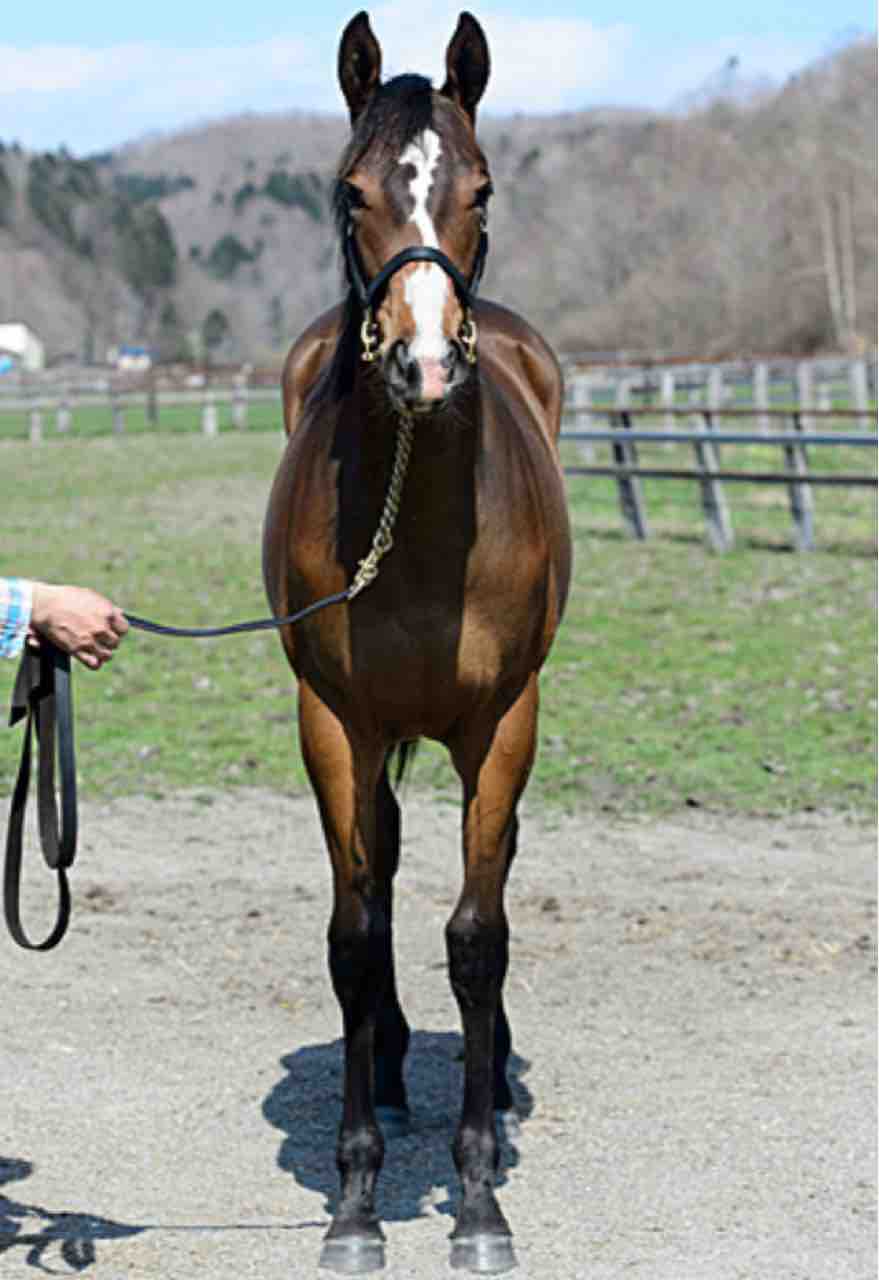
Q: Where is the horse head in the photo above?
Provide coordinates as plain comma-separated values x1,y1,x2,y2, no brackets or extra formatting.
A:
335,12,492,413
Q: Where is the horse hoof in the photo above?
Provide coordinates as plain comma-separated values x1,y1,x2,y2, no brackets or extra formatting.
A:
375,1105,411,1139
494,1109,521,1142
449,1234,517,1274
319,1234,386,1274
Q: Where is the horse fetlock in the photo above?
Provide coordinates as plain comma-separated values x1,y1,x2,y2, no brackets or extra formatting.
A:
453,1122,500,1180
337,1124,385,1179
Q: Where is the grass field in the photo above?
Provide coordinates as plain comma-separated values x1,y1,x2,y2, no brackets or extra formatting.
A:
0,426,875,816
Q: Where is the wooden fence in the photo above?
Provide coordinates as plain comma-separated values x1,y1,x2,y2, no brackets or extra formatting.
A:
563,354,876,426
2,358,876,550
561,405,877,551
0,373,280,441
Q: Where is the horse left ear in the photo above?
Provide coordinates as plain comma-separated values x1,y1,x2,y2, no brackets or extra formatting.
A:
441,12,490,123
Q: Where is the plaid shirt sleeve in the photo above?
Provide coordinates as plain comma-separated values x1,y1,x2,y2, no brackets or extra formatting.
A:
0,577,33,659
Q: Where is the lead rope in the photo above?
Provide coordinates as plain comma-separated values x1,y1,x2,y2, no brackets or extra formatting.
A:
347,409,415,598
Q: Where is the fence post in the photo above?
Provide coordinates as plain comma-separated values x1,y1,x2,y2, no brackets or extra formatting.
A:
707,366,724,465
849,359,869,427
612,386,649,541
796,360,814,433
784,411,815,552
707,366,724,411
754,361,770,435
56,384,71,434
146,370,159,428
111,386,125,435
29,403,43,445
661,368,675,441
202,388,218,437
692,409,733,552
233,371,248,430
571,371,594,461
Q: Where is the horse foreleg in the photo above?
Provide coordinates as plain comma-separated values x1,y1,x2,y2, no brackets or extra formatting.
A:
298,683,390,1274
446,677,537,1274
373,759,411,1137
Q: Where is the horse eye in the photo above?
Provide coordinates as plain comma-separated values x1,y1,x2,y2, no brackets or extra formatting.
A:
343,181,368,210
473,182,493,209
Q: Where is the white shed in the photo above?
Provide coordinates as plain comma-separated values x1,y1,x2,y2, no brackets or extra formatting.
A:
0,322,45,371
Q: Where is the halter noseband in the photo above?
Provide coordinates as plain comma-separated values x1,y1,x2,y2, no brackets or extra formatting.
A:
344,219,488,365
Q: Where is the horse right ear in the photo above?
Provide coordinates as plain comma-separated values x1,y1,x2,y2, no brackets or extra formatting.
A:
338,12,382,123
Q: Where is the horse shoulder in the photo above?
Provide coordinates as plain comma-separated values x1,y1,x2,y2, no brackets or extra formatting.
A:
472,301,572,644
475,300,563,442
281,304,345,435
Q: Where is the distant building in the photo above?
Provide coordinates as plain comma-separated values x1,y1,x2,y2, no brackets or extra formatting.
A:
0,322,45,372
107,344,153,371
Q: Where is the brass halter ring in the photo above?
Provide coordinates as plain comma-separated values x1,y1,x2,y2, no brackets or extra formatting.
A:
360,311,381,364
360,308,479,366
460,309,478,366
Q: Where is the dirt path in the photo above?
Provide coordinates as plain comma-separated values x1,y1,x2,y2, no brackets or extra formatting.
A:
2,790,875,1279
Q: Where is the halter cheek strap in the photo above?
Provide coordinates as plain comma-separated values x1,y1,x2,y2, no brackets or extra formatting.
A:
344,218,489,363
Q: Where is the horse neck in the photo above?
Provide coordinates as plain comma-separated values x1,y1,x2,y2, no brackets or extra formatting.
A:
338,375,479,559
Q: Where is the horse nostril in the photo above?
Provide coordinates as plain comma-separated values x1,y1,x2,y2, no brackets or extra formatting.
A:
443,341,463,372
387,341,420,397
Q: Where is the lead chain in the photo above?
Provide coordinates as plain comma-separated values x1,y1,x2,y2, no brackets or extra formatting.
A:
347,412,415,600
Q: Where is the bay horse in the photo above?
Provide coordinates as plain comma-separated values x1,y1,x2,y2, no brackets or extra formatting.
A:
262,10,571,1274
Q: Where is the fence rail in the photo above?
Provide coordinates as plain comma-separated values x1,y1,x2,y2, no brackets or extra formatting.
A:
560,405,877,551
561,354,877,422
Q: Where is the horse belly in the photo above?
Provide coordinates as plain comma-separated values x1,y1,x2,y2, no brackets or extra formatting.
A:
350,586,545,743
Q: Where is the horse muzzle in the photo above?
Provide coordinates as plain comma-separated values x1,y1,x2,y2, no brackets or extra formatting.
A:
383,337,470,412
347,232,485,407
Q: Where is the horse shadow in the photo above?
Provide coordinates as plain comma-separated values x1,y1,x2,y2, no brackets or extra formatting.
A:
262,1029,534,1223
0,1156,143,1272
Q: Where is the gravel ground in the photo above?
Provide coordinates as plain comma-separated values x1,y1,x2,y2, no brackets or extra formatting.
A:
1,789,875,1279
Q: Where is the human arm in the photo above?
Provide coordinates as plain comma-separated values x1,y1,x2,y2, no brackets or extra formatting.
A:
0,577,128,669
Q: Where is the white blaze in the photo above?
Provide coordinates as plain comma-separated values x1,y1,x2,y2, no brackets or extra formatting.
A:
398,129,448,362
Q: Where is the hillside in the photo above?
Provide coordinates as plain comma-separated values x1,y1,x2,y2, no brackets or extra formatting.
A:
0,38,874,366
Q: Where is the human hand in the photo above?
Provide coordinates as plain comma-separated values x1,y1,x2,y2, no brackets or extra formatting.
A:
29,583,129,670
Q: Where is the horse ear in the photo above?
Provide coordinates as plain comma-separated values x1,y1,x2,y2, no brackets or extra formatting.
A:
338,11,382,123
440,12,490,123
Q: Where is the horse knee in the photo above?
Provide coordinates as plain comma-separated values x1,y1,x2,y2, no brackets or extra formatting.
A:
445,906,508,1008
329,895,391,1009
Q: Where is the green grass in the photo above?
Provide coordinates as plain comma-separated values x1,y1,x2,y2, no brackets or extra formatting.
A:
0,430,874,816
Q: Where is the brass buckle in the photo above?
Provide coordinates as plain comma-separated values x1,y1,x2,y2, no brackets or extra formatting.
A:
460,309,478,365
361,311,381,363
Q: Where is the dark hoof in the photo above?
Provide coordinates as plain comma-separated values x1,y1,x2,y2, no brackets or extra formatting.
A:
319,1234,386,1274
450,1234,517,1274
375,1105,411,1139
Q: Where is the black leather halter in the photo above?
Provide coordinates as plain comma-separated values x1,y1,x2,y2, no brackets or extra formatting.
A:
343,218,488,313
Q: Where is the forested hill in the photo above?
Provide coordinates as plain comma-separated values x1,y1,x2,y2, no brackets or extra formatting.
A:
0,38,874,367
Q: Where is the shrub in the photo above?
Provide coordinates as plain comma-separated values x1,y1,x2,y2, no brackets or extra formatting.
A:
262,169,325,222
205,234,257,279
114,172,196,203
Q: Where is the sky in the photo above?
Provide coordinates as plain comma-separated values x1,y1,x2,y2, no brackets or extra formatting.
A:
1,0,874,155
